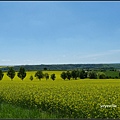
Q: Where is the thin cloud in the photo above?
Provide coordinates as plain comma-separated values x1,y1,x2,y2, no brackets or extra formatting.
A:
109,49,120,53
1,59,11,62
78,49,120,59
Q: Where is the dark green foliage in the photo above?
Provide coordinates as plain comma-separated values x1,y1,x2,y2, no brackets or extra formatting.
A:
71,70,79,80
104,70,119,78
119,73,120,78
44,68,47,71
30,75,33,81
44,73,49,80
17,67,26,80
66,71,72,80
79,69,87,79
98,72,106,79
88,71,97,79
61,72,67,80
115,76,118,79
51,74,56,81
109,76,112,79
106,76,109,79
7,67,15,80
35,71,44,80
0,70,4,81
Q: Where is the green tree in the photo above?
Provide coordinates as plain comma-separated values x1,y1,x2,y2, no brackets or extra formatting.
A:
30,75,33,81
51,74,56,81
35,70,44,80
98,72,106,79
88,71,97,79
71,70,78,80
7,67,15,80
119,72,120,78
17,67,26,80
44,68,47,71
61,72,67,80
79,69,87,79
0,70,4,81
66,71,72,80
44,73,49,80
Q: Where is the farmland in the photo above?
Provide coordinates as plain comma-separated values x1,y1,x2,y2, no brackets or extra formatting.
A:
0,71,120,118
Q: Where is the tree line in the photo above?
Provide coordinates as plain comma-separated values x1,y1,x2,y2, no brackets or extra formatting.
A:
0,67,120,81
61,70,120,80
0,67,56,81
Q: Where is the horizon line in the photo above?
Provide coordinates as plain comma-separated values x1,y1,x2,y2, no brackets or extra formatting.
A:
1,63,120,66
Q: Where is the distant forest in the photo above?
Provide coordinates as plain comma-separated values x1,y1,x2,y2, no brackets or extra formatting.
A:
1,64,120,71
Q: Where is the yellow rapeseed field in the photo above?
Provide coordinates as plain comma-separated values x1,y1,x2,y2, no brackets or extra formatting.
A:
0,71,120,118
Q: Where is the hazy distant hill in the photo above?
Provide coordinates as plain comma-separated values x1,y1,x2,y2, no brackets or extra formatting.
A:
1,64,120,71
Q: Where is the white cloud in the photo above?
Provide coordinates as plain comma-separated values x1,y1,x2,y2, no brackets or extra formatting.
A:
109,49,120,53
1,59,11,62
77,49,120,60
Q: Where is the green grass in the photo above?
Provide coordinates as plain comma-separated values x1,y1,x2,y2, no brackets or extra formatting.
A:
0,102,57,118
104,70,119,77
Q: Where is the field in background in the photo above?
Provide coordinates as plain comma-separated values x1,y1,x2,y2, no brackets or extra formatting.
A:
2,71,64,82
0,71,120,118
104,70,119,77
2,70,120,82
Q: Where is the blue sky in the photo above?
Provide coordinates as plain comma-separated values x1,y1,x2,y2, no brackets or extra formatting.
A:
0,1,120,65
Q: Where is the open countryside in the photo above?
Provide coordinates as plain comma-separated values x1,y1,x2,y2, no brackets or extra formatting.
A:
1,1,120,119
0,68,120,118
